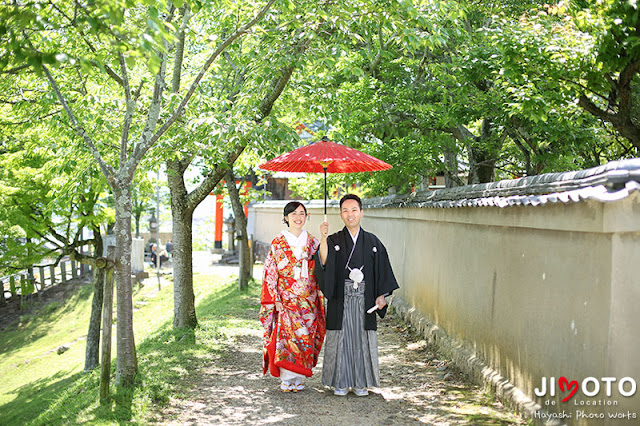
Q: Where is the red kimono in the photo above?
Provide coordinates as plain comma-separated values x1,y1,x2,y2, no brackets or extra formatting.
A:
260,231,326,378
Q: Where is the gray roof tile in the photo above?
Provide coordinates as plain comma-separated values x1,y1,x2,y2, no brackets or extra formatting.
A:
365,159,640,209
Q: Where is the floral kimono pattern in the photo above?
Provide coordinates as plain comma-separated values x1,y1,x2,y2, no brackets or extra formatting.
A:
260,233,326,378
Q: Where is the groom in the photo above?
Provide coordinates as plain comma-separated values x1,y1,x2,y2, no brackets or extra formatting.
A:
316,194,399,396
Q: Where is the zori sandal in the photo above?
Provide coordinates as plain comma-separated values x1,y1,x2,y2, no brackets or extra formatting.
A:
280,381,293,392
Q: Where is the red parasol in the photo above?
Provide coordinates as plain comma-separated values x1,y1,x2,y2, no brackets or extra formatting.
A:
259,136,392,218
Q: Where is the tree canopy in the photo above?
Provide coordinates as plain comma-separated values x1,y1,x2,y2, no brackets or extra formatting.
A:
274,0,639,197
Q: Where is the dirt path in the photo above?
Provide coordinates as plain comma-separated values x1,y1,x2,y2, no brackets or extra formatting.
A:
156,307,526,425
1,255,526,425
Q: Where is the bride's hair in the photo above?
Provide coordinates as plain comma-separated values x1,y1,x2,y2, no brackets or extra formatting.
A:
283,201,307,226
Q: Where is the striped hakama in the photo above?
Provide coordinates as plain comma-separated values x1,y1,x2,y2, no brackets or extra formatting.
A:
322,279,380,389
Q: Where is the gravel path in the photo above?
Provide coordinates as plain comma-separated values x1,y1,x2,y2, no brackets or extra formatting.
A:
156,274,526,425
0,253,526,425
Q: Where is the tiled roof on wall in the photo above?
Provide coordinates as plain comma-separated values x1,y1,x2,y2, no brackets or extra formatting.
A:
366,158,640,209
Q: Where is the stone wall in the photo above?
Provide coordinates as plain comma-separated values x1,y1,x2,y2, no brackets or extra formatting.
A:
249,159,640,425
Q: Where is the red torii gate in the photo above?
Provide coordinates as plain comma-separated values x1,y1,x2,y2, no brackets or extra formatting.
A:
212,181,251,250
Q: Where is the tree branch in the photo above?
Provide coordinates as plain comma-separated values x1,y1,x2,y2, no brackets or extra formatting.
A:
133,79,145,100
171,5,191,93
617,58,640,121
48,223,72,247
506,127,532,171
1,64,30,74
257,64,296,119
119,52,134,168
556,76,610,104
578,94,618,124
41,64,115,182
69,249,97,267
367,22,395,77
0,97,41,105
130,0,277,167
31,227,63,249
128,5,179,173
619,59,640,88
185,144,246,213
0,108,62,125
447,124,478,142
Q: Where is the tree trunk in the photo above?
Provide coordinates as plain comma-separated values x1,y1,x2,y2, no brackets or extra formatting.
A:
450,122,497,184
113,185,137,387
165,63,296,327
472,119,497,184
226,171,250,291
167,160,198,329
99,245,115,404
134,213,141,238
84,266,105,371
443,146,459,188
467,145,495,184
171,207,196,328
81,228,104,372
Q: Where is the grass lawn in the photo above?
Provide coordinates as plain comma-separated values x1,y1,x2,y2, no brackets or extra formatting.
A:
0,266,261,425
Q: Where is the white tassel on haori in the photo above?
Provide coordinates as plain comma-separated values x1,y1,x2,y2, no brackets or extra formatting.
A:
349,266,364,289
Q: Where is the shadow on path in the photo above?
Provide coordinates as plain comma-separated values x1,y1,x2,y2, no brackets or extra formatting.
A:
157,269,526,425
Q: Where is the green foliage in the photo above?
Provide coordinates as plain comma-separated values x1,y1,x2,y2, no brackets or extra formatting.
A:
0,0,176,75
487,1,638,163
573,0,640,72
287,172,354,200
1,0,638,206
0,270,262,425
0,125,109,277
281,0,638,193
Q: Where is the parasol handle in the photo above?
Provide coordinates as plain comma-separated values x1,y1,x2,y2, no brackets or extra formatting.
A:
323,166,328,223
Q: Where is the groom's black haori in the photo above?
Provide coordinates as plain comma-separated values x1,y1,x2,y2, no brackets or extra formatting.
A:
315,226,399,330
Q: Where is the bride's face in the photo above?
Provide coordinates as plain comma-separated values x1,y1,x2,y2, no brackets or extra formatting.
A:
286,205,307,230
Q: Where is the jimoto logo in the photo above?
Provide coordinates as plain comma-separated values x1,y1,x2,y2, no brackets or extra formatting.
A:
534,377,637,402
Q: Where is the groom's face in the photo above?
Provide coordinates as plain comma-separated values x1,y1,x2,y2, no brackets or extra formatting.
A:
340,199,363,231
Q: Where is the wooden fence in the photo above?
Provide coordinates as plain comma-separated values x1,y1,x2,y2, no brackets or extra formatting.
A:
1,256,91,302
